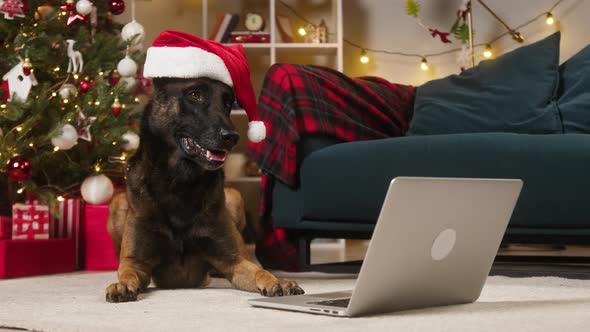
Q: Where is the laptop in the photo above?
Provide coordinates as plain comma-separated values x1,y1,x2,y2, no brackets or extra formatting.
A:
248,177,523,317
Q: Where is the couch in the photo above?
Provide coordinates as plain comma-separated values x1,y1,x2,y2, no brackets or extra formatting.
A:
267,32,590,272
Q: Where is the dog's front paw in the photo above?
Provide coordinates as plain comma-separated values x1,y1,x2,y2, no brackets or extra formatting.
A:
258,278,305,297
105,282,139,303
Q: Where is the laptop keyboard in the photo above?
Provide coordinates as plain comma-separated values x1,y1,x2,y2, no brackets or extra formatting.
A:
309,298,351,308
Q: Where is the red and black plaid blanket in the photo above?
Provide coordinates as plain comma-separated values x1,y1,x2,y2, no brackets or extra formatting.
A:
247,64,416,271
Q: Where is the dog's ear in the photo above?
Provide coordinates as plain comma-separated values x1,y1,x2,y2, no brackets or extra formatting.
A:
152,78,170,92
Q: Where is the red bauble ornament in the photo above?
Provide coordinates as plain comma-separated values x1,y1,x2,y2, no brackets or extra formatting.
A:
79,78,94,93
110,70,120,85
6,155,32,182
22,57,32,76
111,97,121,117
60,0,88,26
108,0,125,15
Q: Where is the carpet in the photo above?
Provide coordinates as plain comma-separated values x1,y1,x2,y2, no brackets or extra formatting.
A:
0,272,589,331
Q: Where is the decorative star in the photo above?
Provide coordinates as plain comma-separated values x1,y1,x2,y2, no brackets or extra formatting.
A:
77,111,96,142
60,2,88,26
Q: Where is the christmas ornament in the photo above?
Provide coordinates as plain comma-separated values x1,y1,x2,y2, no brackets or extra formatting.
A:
66,39,84,74
109,70,120,85
6,155,32,182
1,80,9,102
111,97,121,117
79,77,94,93
121,20,145,45
22,57,32,76
117,55,137,77
0,0,26,20
34,5,54,20
77,111,96,141
61,0,87,26
122,131,139,151
75,0,93,16
108,0,125,15
58,83,78,100
119,76,136,92
2,62,38,102
51,124,78,150
81,174,114,204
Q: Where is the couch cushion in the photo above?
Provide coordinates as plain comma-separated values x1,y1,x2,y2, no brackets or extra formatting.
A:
558,43,590,133
408,32,562,136
295,133,590,229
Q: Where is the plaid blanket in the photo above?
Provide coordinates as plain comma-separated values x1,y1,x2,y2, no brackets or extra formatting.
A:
247,64,416,271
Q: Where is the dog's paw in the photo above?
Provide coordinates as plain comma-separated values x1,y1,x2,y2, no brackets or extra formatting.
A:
105,282,139,303
258,278,305,297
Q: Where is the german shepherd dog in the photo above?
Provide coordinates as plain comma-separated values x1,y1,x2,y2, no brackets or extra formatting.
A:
105,77,304,302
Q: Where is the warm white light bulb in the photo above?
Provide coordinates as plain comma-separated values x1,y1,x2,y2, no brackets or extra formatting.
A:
298,27,307,36
360,50,370,64
483,45,493,58
546,13,554,25
420,58,429,71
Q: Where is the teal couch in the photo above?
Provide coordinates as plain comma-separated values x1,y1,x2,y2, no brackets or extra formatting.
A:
268,33,590,271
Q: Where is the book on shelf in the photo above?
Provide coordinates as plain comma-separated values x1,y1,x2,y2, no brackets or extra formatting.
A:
208,14,225,40
214,13,232,42
220,14,240,43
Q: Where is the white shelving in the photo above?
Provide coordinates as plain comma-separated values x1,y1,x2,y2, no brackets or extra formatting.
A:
201,0,343,73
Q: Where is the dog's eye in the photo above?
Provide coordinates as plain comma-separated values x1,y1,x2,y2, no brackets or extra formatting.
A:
189,91,202,102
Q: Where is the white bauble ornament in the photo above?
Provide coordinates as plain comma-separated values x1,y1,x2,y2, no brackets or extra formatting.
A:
121,20,145,45
51,124,78,150
117,55,138,77
76,0,93,15
122,131,140,151
81,174,114,204
118,76,136,92
58,83,78,100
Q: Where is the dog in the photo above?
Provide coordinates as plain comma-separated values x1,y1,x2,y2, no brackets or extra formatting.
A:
105,77,304,302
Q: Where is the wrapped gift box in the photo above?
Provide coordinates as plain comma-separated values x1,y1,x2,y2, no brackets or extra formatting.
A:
0,238,76,278
51,198,82,268
84,204,118,270
12,203,50,240
0,216,10,239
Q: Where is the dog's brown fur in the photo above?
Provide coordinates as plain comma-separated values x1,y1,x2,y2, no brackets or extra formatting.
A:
105,77,303,302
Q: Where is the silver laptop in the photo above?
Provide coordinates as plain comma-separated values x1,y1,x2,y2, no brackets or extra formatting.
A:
248,177,523,317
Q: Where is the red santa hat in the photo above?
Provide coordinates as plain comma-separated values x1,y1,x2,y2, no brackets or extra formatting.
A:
143,30,266,143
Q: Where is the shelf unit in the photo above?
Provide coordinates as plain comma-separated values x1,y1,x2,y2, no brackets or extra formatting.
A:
201,0,343,72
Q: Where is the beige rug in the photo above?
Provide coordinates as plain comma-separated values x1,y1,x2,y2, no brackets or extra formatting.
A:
0,272,589,331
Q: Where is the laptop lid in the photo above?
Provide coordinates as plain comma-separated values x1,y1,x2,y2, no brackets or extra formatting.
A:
346,177,523,317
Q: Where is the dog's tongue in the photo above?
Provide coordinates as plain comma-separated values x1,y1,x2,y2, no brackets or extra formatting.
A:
206,150,227,162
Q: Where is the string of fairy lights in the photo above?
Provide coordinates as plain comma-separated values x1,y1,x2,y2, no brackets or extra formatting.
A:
279,0,566,71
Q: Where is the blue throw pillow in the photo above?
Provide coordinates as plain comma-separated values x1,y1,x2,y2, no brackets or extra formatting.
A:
408,32,562,135
558,43,590,133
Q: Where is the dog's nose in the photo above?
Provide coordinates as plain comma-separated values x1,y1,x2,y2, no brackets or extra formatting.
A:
220,129,239,146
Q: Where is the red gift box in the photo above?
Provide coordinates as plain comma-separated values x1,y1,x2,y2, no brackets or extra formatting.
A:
12,203,50,240
0,238,76,278
0,216,11,239
84,204,118,270
51,198,82,268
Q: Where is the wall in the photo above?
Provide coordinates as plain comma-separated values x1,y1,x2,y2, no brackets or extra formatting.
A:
120,0,590,87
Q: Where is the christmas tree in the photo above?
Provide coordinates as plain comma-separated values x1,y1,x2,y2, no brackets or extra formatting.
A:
0,0,147,211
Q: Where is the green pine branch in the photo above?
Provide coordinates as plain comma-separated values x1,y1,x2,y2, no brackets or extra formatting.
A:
405,0,420,18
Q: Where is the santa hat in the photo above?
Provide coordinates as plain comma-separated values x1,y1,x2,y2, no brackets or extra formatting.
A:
143,30,266,143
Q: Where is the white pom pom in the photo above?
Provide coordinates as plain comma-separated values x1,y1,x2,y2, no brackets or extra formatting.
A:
117,55,138,77
247,121,266,143
122,131,140,151
81,174,114,205
51,124,78,150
